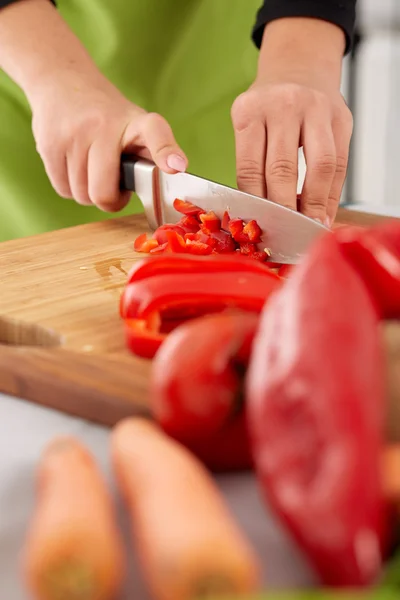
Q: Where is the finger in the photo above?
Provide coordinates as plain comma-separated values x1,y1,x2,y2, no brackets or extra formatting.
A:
66,137,92,206
265,117,300,210
37,142,72,199
87,128,131,212
300,117,336,223
137,112,188,174
231,94,266,197
326,116,353,227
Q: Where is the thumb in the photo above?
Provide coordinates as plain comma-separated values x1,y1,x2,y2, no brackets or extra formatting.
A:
124,111,188,174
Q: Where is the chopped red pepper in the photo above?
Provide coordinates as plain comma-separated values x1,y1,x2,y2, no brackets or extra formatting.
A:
277,263,294,278
221,210,231,232
184,240,213,255
199,211,221,233
246,232,387,587
153,224,186,245
210,230,236,253
229,218,246,243
173,198,205,218
165,230,187,253
120,270,283,322
177,215,200,233
243,220,262,243
150,311,259,471
133,233,159,253
124,317,166,359
126,254,280,285
149,242,168,254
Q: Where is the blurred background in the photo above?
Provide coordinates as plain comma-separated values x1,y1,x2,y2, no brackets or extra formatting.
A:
298,0,400,217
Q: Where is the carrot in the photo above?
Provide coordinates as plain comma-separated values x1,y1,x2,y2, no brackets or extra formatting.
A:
22,436,125,600
110,417,261,600
382,444,400,504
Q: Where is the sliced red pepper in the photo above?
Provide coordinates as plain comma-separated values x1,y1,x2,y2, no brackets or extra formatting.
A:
199,211,221,233
177,215,200,233
124,317,166,359
335,221,400,319
150,311,259,471
173,198,205,218
133,233,159,253
120,270,283,321
165,230,187,253
229,218,246,243
210,230,236,253
149,242,168,254
185,239,213,255
239,242,257,256
246,232,386,587
126,253,280,285
221,210,231,232
153,224,186,245
243,220,262,243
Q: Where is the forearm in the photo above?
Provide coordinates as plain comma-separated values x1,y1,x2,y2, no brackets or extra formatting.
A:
256,17,346,91
0,0,101,101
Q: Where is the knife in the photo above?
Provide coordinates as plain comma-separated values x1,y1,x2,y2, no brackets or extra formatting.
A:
120,154,329,264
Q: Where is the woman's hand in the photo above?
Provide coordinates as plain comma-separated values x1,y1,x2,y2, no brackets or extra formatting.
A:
232,17,353,227
29,73,187,212
0,0,187,213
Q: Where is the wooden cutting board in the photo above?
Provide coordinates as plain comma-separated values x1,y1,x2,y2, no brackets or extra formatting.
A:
0,207,395,427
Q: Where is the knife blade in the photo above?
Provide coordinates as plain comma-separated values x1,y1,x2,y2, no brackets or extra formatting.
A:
121,154,329,264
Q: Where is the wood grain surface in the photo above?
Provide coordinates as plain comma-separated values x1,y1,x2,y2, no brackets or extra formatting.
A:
0,207,397,427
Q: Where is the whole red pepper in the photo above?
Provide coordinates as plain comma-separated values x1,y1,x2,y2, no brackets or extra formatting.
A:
335,221,400,319
246,232,387,587
150,311,259,472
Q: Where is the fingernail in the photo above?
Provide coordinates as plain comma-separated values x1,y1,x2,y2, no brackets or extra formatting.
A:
167,154,187,172
325,216,332,229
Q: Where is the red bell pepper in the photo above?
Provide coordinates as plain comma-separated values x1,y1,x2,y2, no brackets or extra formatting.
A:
120,270,282,322
133,233,159,253
150,311,259,471
126,253,281,285
153,224,186,245
124,318,166,359
199,210,221,233
246,232,387,587
335,221,400,319
173,198,205,218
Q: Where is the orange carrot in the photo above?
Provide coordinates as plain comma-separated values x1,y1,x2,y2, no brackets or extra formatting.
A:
22,436,125,600
111,417,261,600
382,444,400,504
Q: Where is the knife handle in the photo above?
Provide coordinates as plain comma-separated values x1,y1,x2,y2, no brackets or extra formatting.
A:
120,154,139,192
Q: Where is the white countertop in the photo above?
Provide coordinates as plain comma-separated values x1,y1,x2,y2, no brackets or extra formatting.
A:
0,393,317,599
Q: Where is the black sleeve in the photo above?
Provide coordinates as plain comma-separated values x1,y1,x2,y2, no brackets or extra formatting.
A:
252,0,357,56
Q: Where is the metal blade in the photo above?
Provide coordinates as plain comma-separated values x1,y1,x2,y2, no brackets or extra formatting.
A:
158,171,329,264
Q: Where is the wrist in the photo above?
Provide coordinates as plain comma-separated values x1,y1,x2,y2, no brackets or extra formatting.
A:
256,17,345,91
0,0,101,102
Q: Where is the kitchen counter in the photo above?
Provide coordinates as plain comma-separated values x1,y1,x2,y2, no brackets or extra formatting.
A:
0,391,318,599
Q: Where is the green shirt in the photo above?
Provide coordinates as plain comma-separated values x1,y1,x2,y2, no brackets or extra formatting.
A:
0,0,261,241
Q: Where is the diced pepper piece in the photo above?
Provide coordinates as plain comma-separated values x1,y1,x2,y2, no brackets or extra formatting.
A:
229,218,246,243
199,211,221,233
210,230,236,253
243,220,262,243
153,224,186,245
149,242,169,255
221,210,231,232
173,198,205,218
133,234,159,253
165,230,187,253
239,242,257,257
177,215,200,234
185,240,213,255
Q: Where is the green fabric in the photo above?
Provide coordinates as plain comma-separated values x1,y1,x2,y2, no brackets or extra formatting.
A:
0,0,260,242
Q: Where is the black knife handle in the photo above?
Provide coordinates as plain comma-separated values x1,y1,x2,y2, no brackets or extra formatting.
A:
120,154,140,192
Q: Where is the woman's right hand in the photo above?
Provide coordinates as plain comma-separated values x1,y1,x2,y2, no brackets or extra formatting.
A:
29,72,188,212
